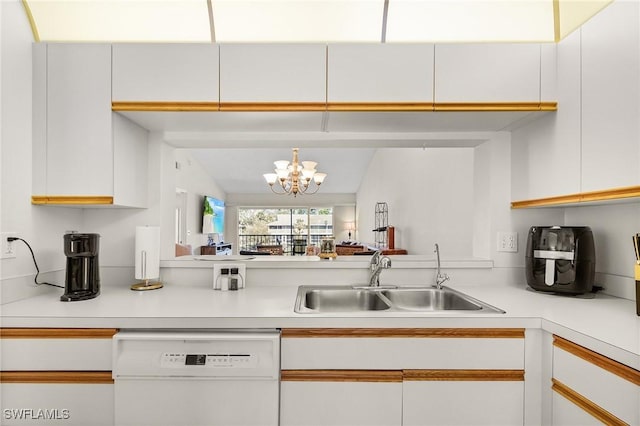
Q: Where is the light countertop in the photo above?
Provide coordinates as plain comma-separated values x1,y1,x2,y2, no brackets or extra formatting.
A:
1,281,638,369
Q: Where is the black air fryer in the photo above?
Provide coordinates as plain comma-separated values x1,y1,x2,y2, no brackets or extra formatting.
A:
526,226,595,295
61,233,100,302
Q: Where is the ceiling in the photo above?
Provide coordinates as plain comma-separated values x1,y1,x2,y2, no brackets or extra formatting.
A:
188,147,376,194
24,0,612,43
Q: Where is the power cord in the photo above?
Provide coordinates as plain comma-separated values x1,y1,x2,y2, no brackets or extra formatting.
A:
7,237,64,289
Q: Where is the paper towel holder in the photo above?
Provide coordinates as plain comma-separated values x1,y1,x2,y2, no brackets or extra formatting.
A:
131,226,163,291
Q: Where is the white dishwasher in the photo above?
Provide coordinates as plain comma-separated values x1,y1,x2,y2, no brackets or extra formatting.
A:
113,330,280,426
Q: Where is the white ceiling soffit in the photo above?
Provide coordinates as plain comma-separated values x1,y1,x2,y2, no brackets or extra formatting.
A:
188,147,376,194
24,0,613,43
118,109,548,139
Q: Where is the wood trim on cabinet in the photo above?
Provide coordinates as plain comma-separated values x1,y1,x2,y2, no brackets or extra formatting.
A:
281,328,525,339
281,370,403,383
112,101,219,112
111,101,557,113
31,195,114,205
511,185,640,209
326,102,434,111
553,336,640,386
434,102,557,112
219,102,327,111
0,371,113,384
552,378,628,426
403,369,525,381
0,328,118,339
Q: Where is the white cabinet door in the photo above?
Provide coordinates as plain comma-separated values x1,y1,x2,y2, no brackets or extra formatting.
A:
403,380,524,426
553,338,639,425
33,44,148,206
327,44,434,102
280,380,402,426
46,43,113,196
112,113,148,207
434,43,540,103
281,336,524,370
510,28,582,201
219,44,326,103
112,43,219,102
551,391,603,426
580,0,640,192
1,383,113,426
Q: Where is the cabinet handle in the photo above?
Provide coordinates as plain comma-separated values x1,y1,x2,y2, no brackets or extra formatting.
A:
281,328,524,338
281,370,402,383
0,328,118,339
553,335,640,385
552,379,628,426
1,371,113,384
403,369,524,381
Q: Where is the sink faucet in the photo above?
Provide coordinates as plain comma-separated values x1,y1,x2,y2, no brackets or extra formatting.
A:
434,243,449,290
369,250,392,287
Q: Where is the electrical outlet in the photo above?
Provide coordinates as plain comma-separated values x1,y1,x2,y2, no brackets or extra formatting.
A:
1,232,18,259
497,232,518,253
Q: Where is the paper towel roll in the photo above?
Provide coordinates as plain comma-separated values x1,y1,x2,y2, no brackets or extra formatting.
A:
135,226,160,280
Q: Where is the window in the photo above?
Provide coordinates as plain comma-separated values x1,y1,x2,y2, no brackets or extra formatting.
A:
238,207,333,255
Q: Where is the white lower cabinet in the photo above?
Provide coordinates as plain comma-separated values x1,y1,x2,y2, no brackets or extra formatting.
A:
403,380,524,426
552,390,603,426
280,329,526,426
551,336,640,426
0,329,116,426
280,377,402,426
1,383,113,426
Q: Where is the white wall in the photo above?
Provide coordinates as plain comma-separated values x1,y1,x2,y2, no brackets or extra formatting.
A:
474,133,565,269
0,0,83,304
175,149,226,252
356,147,475,256
333,205,356,242
565,203,640,300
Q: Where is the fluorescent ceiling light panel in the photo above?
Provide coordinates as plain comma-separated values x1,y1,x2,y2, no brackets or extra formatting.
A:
211,0,385,42
386,0,555,42
26,0,211,42
24,0,614,43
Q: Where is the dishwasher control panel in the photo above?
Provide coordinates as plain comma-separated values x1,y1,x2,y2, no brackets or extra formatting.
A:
160,353,257,369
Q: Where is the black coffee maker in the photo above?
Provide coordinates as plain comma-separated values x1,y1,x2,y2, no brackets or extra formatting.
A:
61,233,100,302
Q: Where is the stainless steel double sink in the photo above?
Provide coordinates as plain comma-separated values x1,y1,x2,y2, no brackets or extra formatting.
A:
294,285,505,314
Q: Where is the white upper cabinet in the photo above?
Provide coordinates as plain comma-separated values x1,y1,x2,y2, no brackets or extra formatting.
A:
46,43,114,196
327,44,434,103
33,43,148,207
219,44,326,103
580,0,640,192
511,30,582,202
112,44,219,102
435,43,541,103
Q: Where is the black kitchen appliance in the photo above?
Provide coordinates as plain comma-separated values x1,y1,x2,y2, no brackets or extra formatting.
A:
526,226,595,295
61,233,100,301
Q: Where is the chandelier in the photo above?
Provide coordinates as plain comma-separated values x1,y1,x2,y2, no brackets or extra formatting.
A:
263,148,327,197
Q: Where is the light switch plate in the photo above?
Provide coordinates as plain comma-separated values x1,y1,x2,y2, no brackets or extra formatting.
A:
497,232,518,253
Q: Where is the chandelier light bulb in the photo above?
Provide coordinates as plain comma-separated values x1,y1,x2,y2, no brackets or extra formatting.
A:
313,173,327,185
274,160,289,170
263,173,278,185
